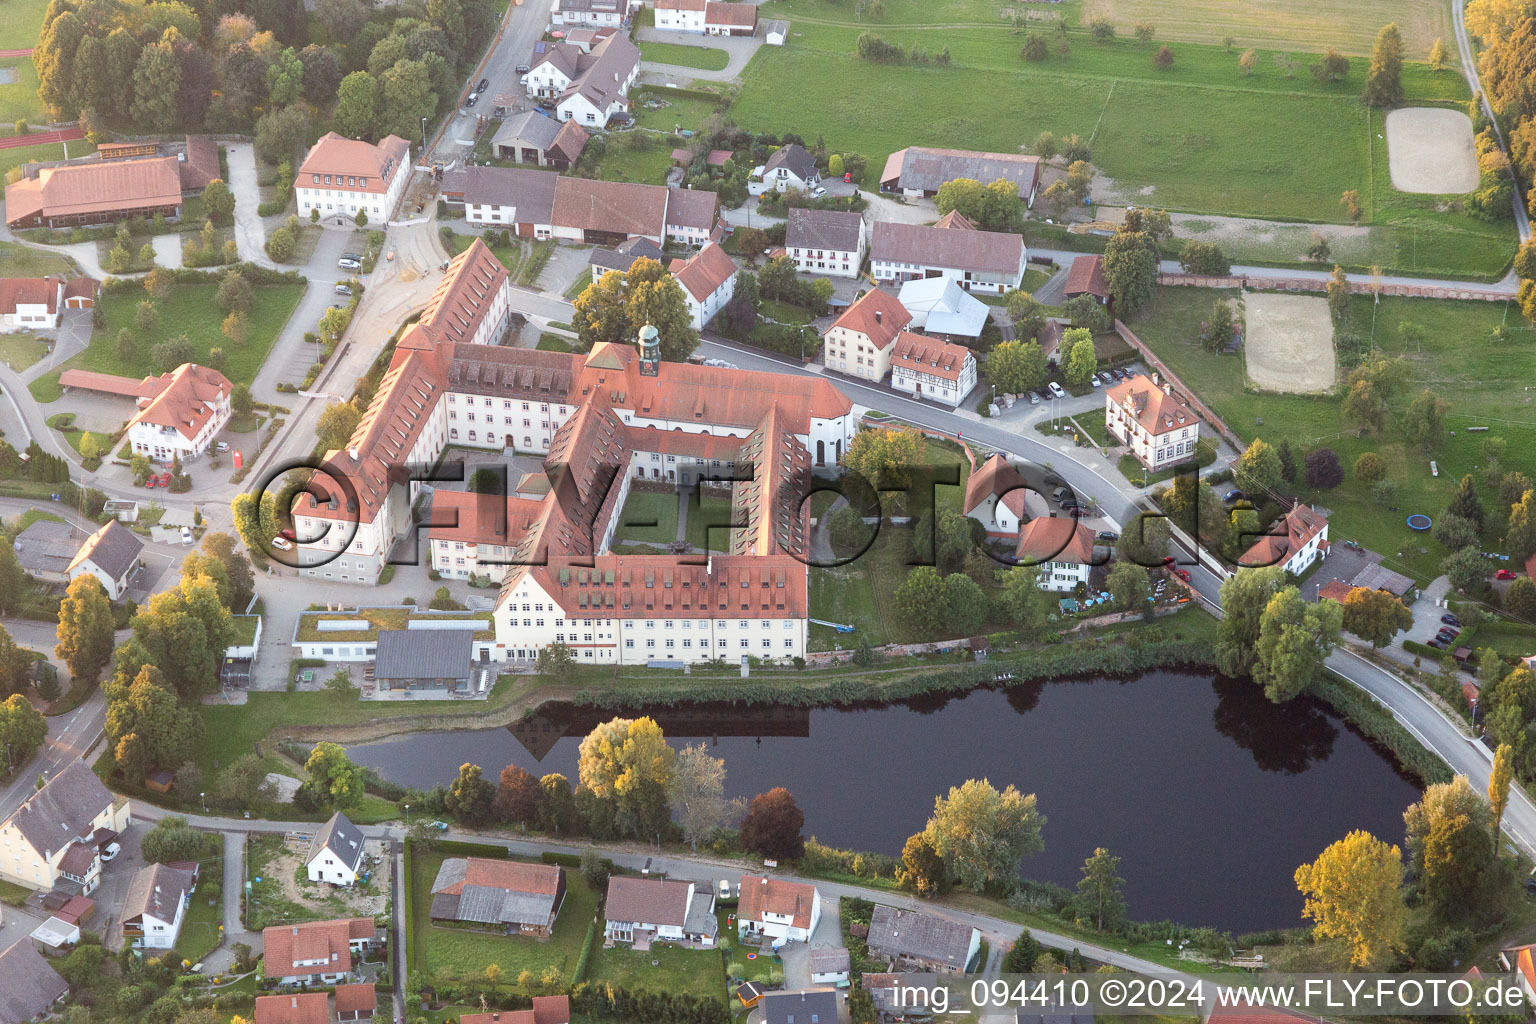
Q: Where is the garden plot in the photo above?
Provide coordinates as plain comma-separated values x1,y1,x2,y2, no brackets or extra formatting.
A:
1386,108,1478,194
1242,291,1336,393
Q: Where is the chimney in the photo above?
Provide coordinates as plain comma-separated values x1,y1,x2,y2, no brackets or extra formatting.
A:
874,310,882,324
348,445,359,461
1164,384,1172,396
1151,371,1161,385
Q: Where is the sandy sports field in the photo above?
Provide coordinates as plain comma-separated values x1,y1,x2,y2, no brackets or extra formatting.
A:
1386,108,1479,194
1243,292,1337,394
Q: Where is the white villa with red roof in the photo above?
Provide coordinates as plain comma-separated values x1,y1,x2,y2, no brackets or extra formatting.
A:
123,364,232,462
1015,516,1097,592
1104,372,1201,471
1240,503,1329,575
887,331,976,407
671,242,737,329
295,133,410,224
737,875,821,944
820,288,912,383
964,454,1030,537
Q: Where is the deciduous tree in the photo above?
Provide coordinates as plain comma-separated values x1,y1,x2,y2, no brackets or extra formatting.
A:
0,694,46,774
131,39,183,132
1106,560,1150,610
1294,829,1406,969
1061,327,1098,391
1216,566,1288,675
1304,448,1344,489
923,778,1045,891
105,665,200,781
1341,587,1412,648
303,741,365,809
445,762,495,824
1075,847,1127,931
55,575,115,687
1490,746,1515,842
493,764,540,824
1404,389,1448,448
899,832,946,896
1102,228,1158,315
985,340,1047,394
1363,22,1405,108
1179,240,1230,275
1236,438,1282,495
667,743,738,850
739,787,805,860
334,71,380,139
1254,585,1342,702
577,716,673,836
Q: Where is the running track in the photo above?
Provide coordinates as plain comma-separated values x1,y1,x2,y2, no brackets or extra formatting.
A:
0,126,82,150
0,49,33,57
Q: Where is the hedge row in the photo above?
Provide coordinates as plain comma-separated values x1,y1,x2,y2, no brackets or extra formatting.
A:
1310,671,1454,785
100,263,306,293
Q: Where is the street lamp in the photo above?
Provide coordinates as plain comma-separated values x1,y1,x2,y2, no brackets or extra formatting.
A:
403,803,410,828
420,117,429,155
200,792,206,812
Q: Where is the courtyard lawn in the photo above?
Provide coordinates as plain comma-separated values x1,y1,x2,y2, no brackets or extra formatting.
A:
0,333,48,372
684,491,736,553
0,239,72,278
633,92,728,134
588,941,728,1001
174,860,224,964
408,847,598,985
82,281,304,382
637,40,731,71
1123,286,1536,582
537,333,574,351
612,489,680,545
582,136,676,185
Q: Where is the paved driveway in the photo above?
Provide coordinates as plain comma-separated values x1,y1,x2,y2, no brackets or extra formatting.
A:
224,142,271,264
94,819,151,951
636,27,763,83
0,900,44,952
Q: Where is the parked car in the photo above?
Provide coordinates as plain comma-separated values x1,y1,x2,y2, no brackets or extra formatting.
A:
270,536,294,551
718,879,732,900
341,252,361,262
1051,487,1070,503
810,186,828,198
1173,568,1192,582
1097,531,1119,542
1090,373,1102,387
516,63,530,74
1048,381,1066,398
279,528,297,541
1439,626,1461,638
144,475,157,488
1223,489,1244,503
338,257,361,270
1068,506,1089,517
1027,391,1040,405
1497,569,1518,580
180,526,194,545
1441,613,1461,627
336,285,353,298
427,820,450,832
465,92,478,107
843,172,852,183
1427,638,1446,650
215,441,230,453
477,77,489,92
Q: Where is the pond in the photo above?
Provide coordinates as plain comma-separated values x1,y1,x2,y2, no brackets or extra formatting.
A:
345,670,1422,932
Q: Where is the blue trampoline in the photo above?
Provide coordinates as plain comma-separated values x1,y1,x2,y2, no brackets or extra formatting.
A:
1407,514,1432,531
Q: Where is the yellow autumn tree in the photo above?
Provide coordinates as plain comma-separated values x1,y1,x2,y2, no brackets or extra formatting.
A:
1294,830,1406,969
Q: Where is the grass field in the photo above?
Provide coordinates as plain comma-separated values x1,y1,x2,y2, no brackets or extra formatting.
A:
638,40,731,71
74,281,304,384
174,861,224,964
726,0,1501,274
588,942,727,1000
0,333,47,371
0,0,47,51
0,239,72,277
1078,0,1452,57
0,137,93,181
584,135,675,185
409,847,597,985
633,92,728,133
612,489,680,545
1124,286,1536,582
0,59,45,125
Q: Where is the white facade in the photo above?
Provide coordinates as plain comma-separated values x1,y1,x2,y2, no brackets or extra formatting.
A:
0,799,129,894
463,199,553,236
890,352,976,407
128,392,231,462
749,163,819,195
296,154,409,223
654,2,706,32
741,886,821,944
870,252,1025,295
525,60,574,98
1038,558,1091,593
1280,526,1328,575
1104,387,1201,471
789,223,865,278
307,847,361,886
1,281,61,331
967,493,1023,538
683,270,735,330
821,323,893,382
134,894,188,950
550,0,631,26
557,81,635,127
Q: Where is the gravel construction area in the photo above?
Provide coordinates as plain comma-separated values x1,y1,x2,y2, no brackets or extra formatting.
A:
1386,108,1479,194
1243,292,1337,394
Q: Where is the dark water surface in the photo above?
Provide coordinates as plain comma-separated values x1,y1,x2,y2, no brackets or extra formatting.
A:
345,670,1422,932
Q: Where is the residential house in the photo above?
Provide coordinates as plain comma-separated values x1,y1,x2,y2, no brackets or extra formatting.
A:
737,875,820,944
590,236,666,285
654,0,706,31
807,947,850,986
1240,504,1329,575
0,759,129,894
374,629,476,694
254,994,330,1024
430,857,566,938
125,363,233,462
67,519,143,601
670,242,737,329
13,519,79,587
664,188,720,247
1103,373,1201,471
334,984,377,1022
1015,516,1098,593
888,331,977,407
605,874,718,946
897,276,988,340
442,166,558,237
879,146,1041,202
820,288,912,381
963,454,1030,537
525,34,641,126
5,157,183,229
121,861,198,951
295,133,410,224
705,1,758,35
1501,945,1536,1005
751,144,820,195
1063,254,1109,306
864,972,941,1023
786,207,866,278
305,811,367,885
0,277,63,330
0,939,69,1024
491,113,590,169
550,0,633,27
261,919,378,985
459,996,570,1024
866,905,980,974
870,217,1026,295
764,990,839,1024
551,177,669,244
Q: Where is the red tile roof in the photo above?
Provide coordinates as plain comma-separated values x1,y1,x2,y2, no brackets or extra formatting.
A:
261,918,375,978
964,453,1029,519
705,0,757,27
671,241,737,302
1064,254,1108,298
1240,503,1328,570
1015,516,1095,565
255,994,330,1024
126,363,231,444
298,133,409,195
1316,580,1354,604
829,288,911,351
1105,373,1197,437
58,369,152,397
433,857,563,896
552,177,668,238
8,157,183,223
889,330,972,382
334,984,376,1016
738,875,816,930
0,277,59,314
415,239,511,346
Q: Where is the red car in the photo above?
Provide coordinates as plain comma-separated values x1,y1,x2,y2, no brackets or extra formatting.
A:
158,472,171,487
144,475,157,488
1173,568,1192,582
1497,569,1518,580
279,528,297,541
1160,555,1176,566
843,172,852,183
